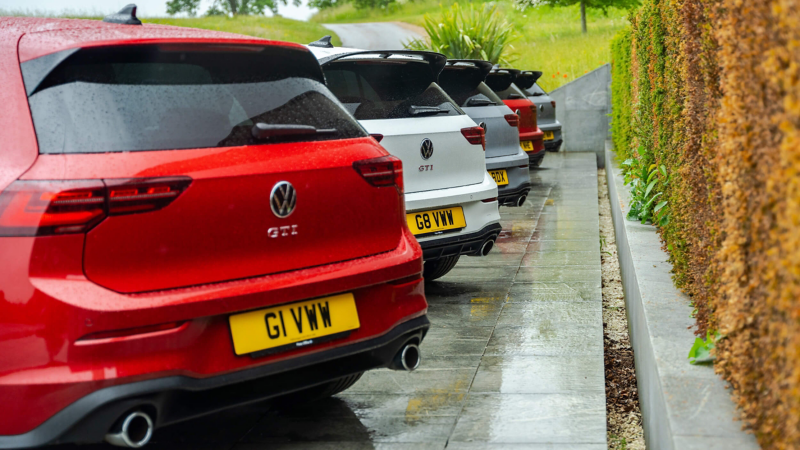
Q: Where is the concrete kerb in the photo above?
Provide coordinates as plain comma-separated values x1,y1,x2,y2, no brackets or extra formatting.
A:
605,141,760,450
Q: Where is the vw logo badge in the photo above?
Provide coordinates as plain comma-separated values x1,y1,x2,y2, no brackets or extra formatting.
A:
479,122,487,133
270,181,296,218
420,138,434,160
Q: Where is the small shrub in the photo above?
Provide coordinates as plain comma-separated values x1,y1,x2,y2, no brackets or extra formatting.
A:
403,3,517,65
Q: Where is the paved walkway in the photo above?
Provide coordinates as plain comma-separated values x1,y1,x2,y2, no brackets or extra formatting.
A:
322,22,424,50
62,153,606,450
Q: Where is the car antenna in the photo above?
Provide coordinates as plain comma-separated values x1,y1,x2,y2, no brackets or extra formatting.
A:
309,35,334,48
103,4,142,25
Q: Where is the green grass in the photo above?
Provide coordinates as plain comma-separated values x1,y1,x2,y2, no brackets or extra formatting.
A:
146,16,341,46
312,0,628,91
0,9,340,46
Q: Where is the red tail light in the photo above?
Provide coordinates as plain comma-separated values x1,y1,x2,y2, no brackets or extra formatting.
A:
551,100,556,108
0,177,191,237
504,114,519,128
461,126,486,150
370,133,384,143
353,155,404,193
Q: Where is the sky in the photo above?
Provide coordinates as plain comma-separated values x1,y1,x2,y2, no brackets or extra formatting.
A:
0,0,318,20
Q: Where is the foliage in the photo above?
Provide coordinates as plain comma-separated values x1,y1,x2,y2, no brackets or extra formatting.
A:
612,0,800,446
145,15,341,45
166,0,201,16
610,27,632,160
622,161,669,226
687,330,718,365
515,0,639,14
404,3,516,65
167,0,300,15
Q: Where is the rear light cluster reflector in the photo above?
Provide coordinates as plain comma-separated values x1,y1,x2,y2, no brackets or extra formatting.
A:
0,177,191,237
481,197,498,203
353,155,404,193
461,126,486,150
504,114,520,128
77,321,187,343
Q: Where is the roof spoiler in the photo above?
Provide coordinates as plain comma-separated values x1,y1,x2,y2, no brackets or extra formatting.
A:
486,67,520,92
443,59,494,78
515,70,543,89
317,50,448,76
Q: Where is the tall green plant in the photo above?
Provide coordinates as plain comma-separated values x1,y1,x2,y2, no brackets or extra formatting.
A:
404,3,517,65
610,27,632,160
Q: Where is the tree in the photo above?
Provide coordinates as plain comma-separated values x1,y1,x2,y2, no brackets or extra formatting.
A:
515,0,640,33
166,0,201,16
167,0,300,16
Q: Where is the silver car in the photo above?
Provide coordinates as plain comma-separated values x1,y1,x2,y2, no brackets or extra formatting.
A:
518,71,562,152
438,60,531,207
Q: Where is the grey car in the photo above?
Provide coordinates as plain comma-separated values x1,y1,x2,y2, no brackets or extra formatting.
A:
518,71,562,152
438,60,531,207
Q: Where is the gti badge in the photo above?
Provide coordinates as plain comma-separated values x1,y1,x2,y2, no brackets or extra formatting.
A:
270,181,296,218
420,138,434,160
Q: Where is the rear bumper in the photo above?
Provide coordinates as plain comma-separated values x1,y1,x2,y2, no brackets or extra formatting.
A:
540,124,563,151
0,316,430,448
486,150,531,205
545,139,563,152
0,228,425,438
419,222,503,261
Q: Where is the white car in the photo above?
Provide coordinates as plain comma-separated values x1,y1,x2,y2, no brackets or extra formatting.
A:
307,39,502,280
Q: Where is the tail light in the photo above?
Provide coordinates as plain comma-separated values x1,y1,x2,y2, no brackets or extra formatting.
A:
353,155,404,193
531,105,538,128
504,114,520,127
481,197,498,203
370,133,384,143
461,126,486,150
551,100,556,108
0,177,191,237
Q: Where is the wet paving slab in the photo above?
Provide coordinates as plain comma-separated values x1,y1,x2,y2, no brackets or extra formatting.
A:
60,153,606,450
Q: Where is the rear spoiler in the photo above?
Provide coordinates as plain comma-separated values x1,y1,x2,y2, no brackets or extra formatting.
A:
443,59,494,78
439,59,494,93
515,70,543,90
485,67,520,92
316,50,448,77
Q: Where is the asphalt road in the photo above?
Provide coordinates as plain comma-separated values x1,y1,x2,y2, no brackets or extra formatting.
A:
322,22,424,49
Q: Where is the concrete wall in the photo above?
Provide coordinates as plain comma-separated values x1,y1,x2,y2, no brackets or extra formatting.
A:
550,64,610,168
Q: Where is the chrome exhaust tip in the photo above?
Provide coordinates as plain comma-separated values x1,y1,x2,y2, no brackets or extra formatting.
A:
480,238,495,256
516,195,527,207
105,411,153,448
389,343,421,371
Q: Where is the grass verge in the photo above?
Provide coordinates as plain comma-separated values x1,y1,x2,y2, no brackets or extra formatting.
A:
312,0,627,91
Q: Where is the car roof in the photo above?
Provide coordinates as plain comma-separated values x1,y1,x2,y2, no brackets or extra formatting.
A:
0,16,307,62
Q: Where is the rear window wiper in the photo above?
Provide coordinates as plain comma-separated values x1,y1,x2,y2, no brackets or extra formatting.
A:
466,98,497,107
531,92,545,97
251,123,337,140
409,105,450,116
507,93,524,99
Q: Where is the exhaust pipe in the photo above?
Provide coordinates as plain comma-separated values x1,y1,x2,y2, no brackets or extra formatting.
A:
389,343,421,371
516,195,527,207
480,238,495,256
105,411,153,448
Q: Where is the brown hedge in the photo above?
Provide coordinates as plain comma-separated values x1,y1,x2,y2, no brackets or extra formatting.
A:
612,0,800,447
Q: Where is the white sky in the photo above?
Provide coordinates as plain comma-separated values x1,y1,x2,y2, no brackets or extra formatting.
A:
0,0,318,20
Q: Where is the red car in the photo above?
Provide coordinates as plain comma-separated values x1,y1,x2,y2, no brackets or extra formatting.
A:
486,68,546,167
0,8,428,449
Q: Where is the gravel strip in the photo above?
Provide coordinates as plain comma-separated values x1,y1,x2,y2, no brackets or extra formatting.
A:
598,168,646,449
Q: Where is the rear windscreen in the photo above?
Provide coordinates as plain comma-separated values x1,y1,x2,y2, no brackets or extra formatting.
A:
439,69,504,108
322,59,463,120
526,83,547,96
22,45,367,154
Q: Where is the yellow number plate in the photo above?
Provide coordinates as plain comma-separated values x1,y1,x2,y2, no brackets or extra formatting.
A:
228,293,360,356
521,140,534,151
489,169,509,186
406,206,466,236
543,131,555,141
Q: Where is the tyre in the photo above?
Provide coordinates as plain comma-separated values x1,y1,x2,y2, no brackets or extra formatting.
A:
423,255,460,281
276,372,364,407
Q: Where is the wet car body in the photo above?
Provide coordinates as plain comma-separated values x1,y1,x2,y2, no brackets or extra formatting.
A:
486,68,546,167
307,42,502,280
438,60,531,207
519,72,562,152
0,16,428,448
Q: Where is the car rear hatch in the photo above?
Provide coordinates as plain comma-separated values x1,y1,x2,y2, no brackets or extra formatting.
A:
14,41,404,293
320,51,486,194
527,82,556,125
487,70,539,136
439,60,520,158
